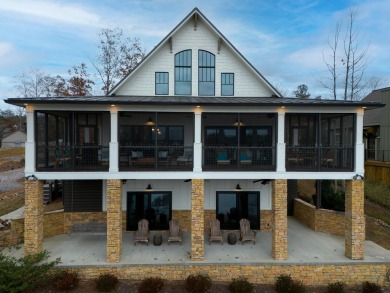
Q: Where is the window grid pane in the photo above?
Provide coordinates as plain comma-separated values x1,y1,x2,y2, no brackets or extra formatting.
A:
198,50,215,96
156,72,169,95
221,73,234,96
175,50,192,95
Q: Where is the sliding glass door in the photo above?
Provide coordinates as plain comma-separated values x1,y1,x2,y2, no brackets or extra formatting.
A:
216,191,260,230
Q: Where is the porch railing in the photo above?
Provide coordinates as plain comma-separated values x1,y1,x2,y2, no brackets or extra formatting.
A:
202,146,276,171
36,145,109,171
365,149,390,162
286,146,354,171
119,145,193,171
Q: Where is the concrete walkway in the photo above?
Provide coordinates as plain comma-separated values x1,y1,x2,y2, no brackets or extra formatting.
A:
5,218,390,267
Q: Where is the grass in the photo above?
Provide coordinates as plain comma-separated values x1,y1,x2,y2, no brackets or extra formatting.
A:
365,182,390,209
0,147,24,159
0,189,24,217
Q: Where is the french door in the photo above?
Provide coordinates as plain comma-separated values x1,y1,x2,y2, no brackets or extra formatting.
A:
126,192,172,231
216,191,260,230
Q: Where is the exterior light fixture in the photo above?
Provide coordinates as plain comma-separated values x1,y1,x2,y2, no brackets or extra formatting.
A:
25,175,38,181
146,184,152,190
196,105,200,108
146,118,155,125
235,184,241,191
111,104,115,107
281,106,285,109
122,179,127,185
353,174,364,180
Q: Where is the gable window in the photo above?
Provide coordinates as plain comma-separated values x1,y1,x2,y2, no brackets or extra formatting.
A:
175,50,192,95
155,72,168,95
221,73,234,96
198,50,215,96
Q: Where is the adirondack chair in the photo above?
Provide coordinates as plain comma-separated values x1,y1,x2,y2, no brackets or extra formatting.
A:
134,219,150,246
239,218,256,245
209,219,224,245
168,219,182,245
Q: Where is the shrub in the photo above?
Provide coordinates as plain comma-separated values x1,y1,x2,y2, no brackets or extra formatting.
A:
95,273,119,292
361,281,381,293
275,274,305,293
53,270,80,291
327,282,345,293
0,250,60,293
185,274,212,293
229,276,254,293
138,277,165,293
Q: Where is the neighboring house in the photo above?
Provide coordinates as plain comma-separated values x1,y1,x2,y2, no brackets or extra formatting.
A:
5,8,384,264
1,130,26,148
362,87,390,161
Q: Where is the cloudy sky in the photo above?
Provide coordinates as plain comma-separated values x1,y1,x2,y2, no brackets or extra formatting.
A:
1,0,389,109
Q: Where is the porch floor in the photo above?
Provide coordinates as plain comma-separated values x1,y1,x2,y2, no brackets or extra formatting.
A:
5,218,390,266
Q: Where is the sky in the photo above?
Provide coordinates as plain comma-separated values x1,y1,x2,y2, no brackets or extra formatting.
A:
1,0,390,110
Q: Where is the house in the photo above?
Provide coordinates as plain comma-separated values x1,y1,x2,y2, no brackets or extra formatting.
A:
362,87,390,161
1,130,26,148
5,8,385,270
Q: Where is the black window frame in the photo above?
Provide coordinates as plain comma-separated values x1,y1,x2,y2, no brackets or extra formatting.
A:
198,50,215,96
155,72,169,95
175,50,192,95
221,73,234,96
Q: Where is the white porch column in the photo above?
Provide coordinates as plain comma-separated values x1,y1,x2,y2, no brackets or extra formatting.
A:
109,109,119,173
193,112,202,172
25,105,35,173
276,109,286,172
355,110,364,175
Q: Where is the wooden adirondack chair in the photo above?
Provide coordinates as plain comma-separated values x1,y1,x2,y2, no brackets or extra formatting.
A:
239,218,256,245
209,219,224,245
168,219,182,245
134,219,150,246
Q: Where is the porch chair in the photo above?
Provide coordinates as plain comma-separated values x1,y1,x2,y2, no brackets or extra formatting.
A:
325,149,336,168
239,218,256,245
209,219,224,245
167,219,182,245
239,150,252,165
216,151,230,165
134,219,150,246
177,149,193,165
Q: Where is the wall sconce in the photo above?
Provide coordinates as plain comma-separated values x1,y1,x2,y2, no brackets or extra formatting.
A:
146,117,155,125
25,175,38,181
235,184,242,191
146,184,152,190
122,179,127,185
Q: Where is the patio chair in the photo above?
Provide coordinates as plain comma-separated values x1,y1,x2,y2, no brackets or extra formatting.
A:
134,219,150,246
209,219,224,245
239,150,252,165
216,151,230,165
239,218,256,245
168,219,182,245
177,149,193,165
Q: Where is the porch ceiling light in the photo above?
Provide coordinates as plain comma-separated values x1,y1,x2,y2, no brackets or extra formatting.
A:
235,184,242,191
146,117,155,125
233,120,244,126
146,184,152,190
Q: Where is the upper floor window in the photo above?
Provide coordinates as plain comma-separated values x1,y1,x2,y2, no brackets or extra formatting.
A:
155,72,168,95
198,50,215,96
175,50,192,95
221,73,234,96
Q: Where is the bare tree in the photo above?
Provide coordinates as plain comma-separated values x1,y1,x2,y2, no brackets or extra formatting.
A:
320,9,370,100
54,63,95,96
14,69,56,98
90,27,145,95
293,84,311,99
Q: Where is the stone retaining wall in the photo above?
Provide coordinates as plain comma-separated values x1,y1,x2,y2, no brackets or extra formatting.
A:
294,198,345,237
65,263,390,286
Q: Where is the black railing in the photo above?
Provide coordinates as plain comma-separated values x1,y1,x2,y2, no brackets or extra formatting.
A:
365,149,390,162
202,146,276,171
286,146,354,171
119,145,193,171
36,145,109,171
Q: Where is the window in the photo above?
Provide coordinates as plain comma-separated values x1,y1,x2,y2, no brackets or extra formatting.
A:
198,50,215,95
127,192,172,230
155,72,168,95
119,125,184,146
175,50,192,95
221,73,234,96
216,192,260,230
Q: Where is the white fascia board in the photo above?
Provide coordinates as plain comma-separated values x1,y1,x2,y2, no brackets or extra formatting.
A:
27,171,361,181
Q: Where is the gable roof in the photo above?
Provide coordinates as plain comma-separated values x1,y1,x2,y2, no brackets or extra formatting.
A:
109,8,281,97
361,88,387,127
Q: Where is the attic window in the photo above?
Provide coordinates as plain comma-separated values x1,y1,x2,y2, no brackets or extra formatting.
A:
155,72,169,95
221,73,234,96
198,50,215,96
175,50,192,95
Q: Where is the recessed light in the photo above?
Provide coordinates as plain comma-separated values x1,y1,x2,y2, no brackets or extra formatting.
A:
111,104,115,107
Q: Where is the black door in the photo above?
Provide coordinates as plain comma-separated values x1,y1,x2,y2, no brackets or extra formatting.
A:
127,192,171,231
216,191,260,230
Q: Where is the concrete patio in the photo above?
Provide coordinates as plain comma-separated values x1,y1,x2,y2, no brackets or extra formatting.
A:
4,218,390,267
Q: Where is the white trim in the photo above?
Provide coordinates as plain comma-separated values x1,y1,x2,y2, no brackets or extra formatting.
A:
25,107,35,172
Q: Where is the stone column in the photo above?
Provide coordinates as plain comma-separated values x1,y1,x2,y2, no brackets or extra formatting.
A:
345,179,365,260
191,179,204,261
272,179,288,260
106,179,122,263
24,180,44,255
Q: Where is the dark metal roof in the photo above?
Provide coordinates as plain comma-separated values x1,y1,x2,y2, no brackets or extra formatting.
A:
361,90,383,126
5,95,385,109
